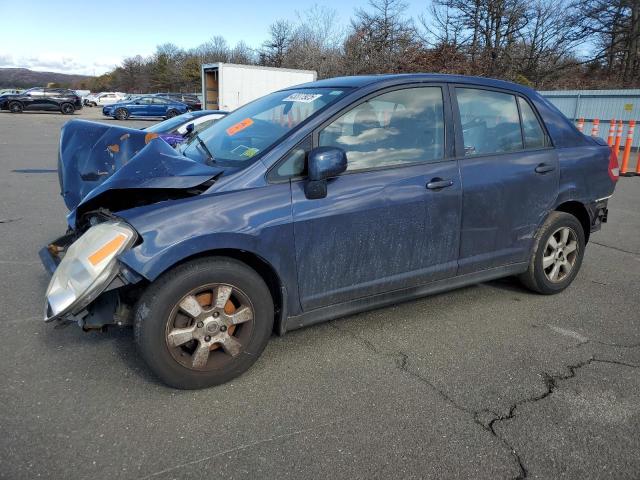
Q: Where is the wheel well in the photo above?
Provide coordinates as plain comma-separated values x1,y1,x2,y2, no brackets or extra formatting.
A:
555,201,590,243
166,249,284,334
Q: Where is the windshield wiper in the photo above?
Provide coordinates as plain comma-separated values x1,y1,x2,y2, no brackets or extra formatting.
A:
193,132,215,165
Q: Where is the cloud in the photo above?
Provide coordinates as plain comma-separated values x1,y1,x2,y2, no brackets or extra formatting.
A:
0,52,122,76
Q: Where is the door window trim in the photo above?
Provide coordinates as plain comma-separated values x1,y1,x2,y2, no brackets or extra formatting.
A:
448,84,554,161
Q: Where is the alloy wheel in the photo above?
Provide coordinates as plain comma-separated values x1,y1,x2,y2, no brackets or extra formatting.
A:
542,226,579,283
165,283,255,370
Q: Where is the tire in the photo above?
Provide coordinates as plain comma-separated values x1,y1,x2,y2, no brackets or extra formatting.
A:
8,101,23,113
114,108,129,120
519,211,586,295
60,103,74,115
134,257,274,389
166,109,179,118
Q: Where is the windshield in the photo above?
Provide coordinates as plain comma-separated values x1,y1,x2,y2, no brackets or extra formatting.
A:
181,87,350,166
145,112,199,133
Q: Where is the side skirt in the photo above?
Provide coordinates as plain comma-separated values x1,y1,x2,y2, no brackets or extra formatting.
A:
284,263,528,333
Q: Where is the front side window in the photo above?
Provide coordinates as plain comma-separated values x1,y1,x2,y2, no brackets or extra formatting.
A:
319,87,445,172
138,97,153,105
180,88,349,166
271,136,313,180
456,88,523,156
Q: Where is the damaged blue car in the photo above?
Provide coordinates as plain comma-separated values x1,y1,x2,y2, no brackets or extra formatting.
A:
42,75,618,389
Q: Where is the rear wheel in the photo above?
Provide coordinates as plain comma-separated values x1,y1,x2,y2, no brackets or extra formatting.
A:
519,211,585,294
134,257,274,389
60,103,74,115
166,109,179,118
114,108,129,120
8,101,23,113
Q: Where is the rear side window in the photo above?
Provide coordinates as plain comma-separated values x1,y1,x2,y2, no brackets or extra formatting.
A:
518,97,546,149
319,87,445,171
456,88,523,156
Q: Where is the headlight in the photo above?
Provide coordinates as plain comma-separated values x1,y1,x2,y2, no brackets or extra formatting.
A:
45,221,136,321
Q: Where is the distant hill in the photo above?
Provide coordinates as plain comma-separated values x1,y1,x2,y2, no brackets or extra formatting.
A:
0,68,94,88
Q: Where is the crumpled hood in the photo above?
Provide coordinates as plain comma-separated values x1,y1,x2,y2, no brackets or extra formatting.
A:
58,119,222,211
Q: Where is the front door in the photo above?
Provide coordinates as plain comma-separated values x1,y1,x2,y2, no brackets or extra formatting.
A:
452,86,559,274
292,86,462,311
131,97,153,116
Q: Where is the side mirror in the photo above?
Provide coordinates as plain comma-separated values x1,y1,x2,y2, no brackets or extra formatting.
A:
304,147,347,200
184,123,195,136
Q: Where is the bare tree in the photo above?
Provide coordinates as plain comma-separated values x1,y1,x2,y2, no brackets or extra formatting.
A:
344,0,418,74
260,20,294,67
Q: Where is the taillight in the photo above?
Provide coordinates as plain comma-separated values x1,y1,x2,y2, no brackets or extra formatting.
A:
608,147,619,182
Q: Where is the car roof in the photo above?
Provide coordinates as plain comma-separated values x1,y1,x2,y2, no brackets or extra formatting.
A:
289,73,537,96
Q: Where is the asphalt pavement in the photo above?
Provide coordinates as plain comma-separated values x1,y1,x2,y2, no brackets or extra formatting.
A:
0,108,639,479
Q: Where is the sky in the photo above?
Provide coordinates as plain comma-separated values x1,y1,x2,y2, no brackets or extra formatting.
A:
0,0,427,76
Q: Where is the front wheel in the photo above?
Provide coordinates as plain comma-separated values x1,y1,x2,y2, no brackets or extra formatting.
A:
519,211,585,295
114,108,129,120
8,101,23,113
134,257,274,389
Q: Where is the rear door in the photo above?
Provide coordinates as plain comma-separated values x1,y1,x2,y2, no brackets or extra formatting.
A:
452,86,558,274
152,97,170,116
289,85,461,311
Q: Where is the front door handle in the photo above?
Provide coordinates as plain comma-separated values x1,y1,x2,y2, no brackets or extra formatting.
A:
535,163,555,174
426,178,454,190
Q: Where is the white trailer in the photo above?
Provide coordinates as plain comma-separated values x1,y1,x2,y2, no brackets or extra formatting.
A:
201,63,317,111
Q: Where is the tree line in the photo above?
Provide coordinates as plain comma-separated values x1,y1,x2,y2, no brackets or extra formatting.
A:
79,0,640,93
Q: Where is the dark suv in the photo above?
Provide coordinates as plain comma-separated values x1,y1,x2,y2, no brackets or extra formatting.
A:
0,87,82,114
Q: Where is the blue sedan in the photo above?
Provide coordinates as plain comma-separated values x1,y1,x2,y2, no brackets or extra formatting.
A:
45,74,617,389
102,95,189,120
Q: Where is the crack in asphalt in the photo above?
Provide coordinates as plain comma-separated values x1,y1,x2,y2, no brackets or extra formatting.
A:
0,217,21,224
591,339,640,349
329,322,639,480
328,323,526,479
591,241,639,256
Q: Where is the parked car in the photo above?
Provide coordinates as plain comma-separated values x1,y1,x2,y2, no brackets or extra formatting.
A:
42,74,617,389
144,110,227,146
155,93,202,111
84,91,126,107
0,87,82,114
102,96,189,120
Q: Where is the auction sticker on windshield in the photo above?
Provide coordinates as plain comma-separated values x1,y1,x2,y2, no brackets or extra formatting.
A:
226,118,254,136
283,93,322,103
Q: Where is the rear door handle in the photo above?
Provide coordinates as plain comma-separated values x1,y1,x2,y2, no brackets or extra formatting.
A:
535,163,555,174
426,178,454,190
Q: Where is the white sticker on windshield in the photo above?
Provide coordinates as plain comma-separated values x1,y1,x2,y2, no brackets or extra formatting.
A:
283,93,322,103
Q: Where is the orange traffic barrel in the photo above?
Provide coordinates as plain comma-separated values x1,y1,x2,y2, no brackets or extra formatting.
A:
614,120,624,154
577,118,585,133
620,120,636,176
607,119,616,146
591,119,600,137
